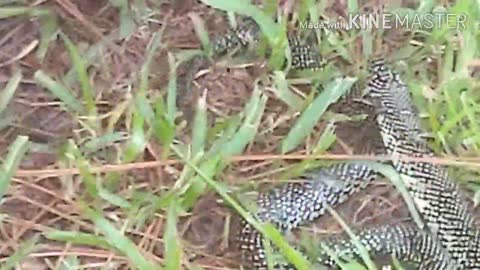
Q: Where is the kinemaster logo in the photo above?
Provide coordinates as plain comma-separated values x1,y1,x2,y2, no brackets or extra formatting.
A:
299,12,468,30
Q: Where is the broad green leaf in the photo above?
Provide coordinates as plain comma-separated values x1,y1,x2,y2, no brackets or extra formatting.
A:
282,77,356,153
221,85,267,157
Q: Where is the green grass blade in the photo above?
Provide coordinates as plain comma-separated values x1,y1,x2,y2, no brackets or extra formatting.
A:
326,205,377,270
364,162,425,229
64,140,98,197
263,223,311,269
140,31,163,91
191,90,208,156
189,13,211,56
361,31,373,59
0,235,39,270
272,71,303,111
124,109,146,162
0,7,31,18
65,140,130,208
417,0,434,13
392,256,406,270
461,91,480,149
262,237,276,270
0,7,53,62
164,198,182,270
180,155,221,210
45,230,112,249
313,121,337,153
0,136,30,201
61,33,97,126
262,0,277,16
83,132,127,153
109,0,136,38
172,145,311,270
220,85,267,157
152,97,176,158
199,0,281,45
34,70,83,113
106,99,130,133
36,9,57,61
98,186,131,208
135,93,155,126
167,52,178,124
281,122,338,179
57,256,80,270
0,70,21,115
63,33,116,88
347,0,359,13
81,203,160,270
281,77,357,153
137,31,163,124
318,242,357,270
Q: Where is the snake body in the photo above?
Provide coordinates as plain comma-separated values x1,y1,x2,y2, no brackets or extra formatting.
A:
319,225,459,269
317,60,480,269
362,60,479,269
238,163,378,269
180,11,479,269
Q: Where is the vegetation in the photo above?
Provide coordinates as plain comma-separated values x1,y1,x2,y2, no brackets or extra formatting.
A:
0,0,479,269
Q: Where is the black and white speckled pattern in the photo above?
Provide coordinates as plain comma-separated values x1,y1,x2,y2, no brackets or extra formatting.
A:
313,60,480,270
186,12,480,269
362,60,479,269
239,59,480,270
237,162,378,269
288,35,322,70
318,225,460,270
210,17,261,57
177,16,322,120
209,17,322,70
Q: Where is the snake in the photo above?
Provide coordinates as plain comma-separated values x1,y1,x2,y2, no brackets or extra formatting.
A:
177,10,480,270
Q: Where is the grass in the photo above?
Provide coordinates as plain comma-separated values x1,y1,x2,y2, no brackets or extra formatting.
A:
0,0,479,269
0,234,39,270
0,136,30,204
281,76,357,153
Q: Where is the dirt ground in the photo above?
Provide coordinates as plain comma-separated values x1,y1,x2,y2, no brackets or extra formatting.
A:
0,0,477,269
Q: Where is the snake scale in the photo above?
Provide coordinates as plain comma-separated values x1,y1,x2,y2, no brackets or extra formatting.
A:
179,10,479,270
